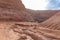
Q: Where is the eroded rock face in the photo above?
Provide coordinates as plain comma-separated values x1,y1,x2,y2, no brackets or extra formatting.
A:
0,0,34,22
41,12,60,30
0,0,60,40
0,0,25,10
0,22,60,40
27,9,60,22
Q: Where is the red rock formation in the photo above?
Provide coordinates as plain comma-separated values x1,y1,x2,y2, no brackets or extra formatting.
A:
27,9,60,22
41,12,60,30
0,0,34,22
0,0,25,10
0,0,60,40
0,22,60,40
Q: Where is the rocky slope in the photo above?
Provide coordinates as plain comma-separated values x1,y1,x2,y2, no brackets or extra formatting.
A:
0,0,34,22
0,22,60,40
0,0,60,40
41,12,60,30
27,9,60,22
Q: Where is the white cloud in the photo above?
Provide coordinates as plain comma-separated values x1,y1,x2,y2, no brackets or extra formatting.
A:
22,0,48,10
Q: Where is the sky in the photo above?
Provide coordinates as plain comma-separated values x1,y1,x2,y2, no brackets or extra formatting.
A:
47,0,60,10
22,0,60,10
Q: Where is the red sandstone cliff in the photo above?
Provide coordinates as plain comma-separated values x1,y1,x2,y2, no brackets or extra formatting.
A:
0,0,34,22
0,0,60,40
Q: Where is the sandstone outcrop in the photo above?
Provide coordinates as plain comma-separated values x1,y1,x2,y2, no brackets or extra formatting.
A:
0,22,60,40
27,9,60,22
41,12,60,30
0,0,34,22
0,0,60,40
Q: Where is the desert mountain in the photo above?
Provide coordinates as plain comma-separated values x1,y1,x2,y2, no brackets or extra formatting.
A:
41,12,60,30
27,9,60,22
0,0,34,22
0,0,60,40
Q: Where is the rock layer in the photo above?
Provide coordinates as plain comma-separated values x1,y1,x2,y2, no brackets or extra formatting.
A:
0,0,25,10
0,0,60,40
0,22,60,40
0,0,34,22
41,12,60,30
27,9,60,22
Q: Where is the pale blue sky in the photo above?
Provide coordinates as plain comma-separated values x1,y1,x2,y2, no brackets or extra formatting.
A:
22,0,60,10
47,0,60,10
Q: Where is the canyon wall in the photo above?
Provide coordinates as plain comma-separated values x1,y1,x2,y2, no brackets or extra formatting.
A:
0,0,34,22
27,9,60,22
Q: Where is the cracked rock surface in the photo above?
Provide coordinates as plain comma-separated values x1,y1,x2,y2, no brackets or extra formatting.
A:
0,22,60,40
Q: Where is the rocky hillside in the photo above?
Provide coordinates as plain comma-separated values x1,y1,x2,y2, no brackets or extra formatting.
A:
0,0,60,40
41,12,60,30
0,0,34,22
27,9,60,22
